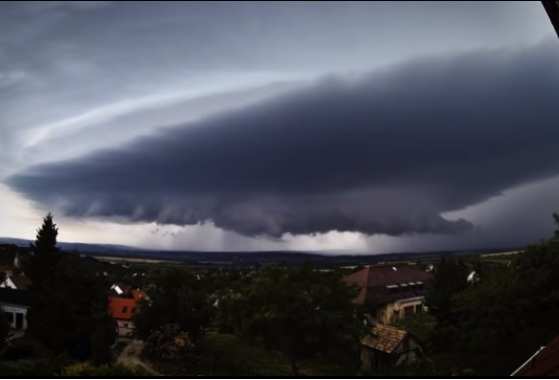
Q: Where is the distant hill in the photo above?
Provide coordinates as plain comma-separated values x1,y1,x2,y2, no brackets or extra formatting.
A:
0,237,136,253
0,236,523,267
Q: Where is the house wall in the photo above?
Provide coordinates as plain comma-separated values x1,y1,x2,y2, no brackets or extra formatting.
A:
0,303,28,330
116,319,135,337
377,296,425,324
108,292,144,336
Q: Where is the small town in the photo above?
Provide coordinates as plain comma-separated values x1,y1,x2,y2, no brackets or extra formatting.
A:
1,213,559,377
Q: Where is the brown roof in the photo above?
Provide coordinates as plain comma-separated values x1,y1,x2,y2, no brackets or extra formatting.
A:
361,323,407,354
343,265,432,305
515,336,559,376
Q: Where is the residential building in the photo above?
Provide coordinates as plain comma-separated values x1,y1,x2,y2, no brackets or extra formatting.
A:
0,288,31,330
360,323,423,371
0,270,31,290
343,265,432,324
108,284,145,337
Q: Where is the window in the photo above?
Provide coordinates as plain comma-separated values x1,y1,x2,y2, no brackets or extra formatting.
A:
404,305,414,316
122,306,128,313
131,307,136,314
415,304,423,313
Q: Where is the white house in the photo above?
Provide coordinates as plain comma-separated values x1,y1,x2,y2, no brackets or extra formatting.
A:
0,288,31,330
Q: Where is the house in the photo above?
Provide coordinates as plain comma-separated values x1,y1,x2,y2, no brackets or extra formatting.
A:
0,288,31,330
511,336,559,376
108,284,145,337
0,250,31,290
343,265,432,324
466,270,479,284
0,270,31,290
360,323,423,371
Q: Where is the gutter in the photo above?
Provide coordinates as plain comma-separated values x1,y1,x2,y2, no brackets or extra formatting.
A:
510,346,546,376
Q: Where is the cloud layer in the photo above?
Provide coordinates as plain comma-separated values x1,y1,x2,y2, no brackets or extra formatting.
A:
8,42,559,238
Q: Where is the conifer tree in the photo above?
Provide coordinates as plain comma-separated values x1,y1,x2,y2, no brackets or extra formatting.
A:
26,214,116,360
26,213,60,287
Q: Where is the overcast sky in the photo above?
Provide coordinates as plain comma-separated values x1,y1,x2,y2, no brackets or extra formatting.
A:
1,1,559,253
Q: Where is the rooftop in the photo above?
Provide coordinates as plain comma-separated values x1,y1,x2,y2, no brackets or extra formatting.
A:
343,265,432,305
361,323,408,354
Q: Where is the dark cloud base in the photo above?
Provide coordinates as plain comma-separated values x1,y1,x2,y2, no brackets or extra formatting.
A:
8,42,559,237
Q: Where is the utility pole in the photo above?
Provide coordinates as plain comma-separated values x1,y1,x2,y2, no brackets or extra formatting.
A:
543,0,559,38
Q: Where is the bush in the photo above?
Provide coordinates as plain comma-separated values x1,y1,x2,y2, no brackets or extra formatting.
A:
63,362,149,377
142,323,194,362
0,336,50,361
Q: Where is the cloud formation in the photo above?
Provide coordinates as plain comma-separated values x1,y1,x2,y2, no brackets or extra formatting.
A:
7,42,559,238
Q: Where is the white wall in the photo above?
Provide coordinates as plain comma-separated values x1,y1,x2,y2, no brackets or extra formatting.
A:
0,303,28,330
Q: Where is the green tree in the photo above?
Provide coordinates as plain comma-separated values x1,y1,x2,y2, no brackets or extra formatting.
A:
225,265,363,375
429,214,559,375
134,268,212,343
25,214,116,361
425,257,469,320
25,213,60,288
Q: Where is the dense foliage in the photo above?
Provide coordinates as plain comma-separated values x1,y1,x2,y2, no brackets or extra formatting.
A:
134,268,212,342
217,265,363,374
422,217,559,376
24,214,116,363
425,256,469,320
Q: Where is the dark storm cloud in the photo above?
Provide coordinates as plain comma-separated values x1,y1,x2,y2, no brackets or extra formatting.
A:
7,42,559,237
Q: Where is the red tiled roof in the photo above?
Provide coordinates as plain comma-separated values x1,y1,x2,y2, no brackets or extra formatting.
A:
108,289,145,321
361,323,408,354
515,336,559,376
343,265,432,305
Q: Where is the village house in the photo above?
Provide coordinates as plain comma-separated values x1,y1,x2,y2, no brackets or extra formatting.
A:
360,322,423,371
108,283,145,337
0,288,31,330
343,265,433,324
0,250,30,291
0,269,31,290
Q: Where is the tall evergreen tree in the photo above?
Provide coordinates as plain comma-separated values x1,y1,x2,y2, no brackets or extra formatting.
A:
34,213,58,255
25,214,116,360
26,213,60,288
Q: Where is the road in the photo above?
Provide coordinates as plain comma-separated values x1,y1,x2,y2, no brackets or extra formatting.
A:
116,339,160,376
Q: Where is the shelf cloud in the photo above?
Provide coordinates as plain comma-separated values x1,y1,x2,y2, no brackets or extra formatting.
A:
8,42,559,238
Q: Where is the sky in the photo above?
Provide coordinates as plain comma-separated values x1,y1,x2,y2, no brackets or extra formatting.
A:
1,1,559,253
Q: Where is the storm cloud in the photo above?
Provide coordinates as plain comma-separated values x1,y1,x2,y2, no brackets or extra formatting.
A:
7,41,559,238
